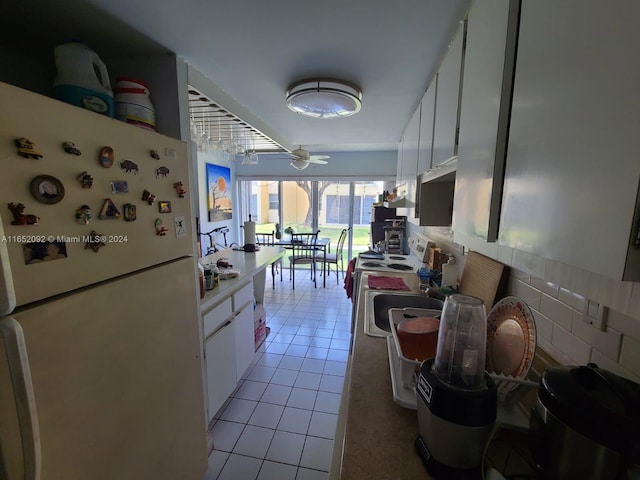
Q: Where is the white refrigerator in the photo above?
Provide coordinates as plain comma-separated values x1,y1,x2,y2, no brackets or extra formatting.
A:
0,82,207,480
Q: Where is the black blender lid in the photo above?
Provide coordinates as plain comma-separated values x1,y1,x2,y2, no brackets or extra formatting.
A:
539,363,640,455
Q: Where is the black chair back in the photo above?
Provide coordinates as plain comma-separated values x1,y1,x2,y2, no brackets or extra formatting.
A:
256,231,276,246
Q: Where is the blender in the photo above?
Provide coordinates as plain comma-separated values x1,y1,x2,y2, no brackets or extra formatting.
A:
415,294,497,479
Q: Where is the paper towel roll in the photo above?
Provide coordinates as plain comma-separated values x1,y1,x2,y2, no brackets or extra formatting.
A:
243,221,256,247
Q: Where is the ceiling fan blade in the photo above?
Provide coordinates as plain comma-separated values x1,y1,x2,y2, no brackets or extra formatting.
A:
307,158,328,164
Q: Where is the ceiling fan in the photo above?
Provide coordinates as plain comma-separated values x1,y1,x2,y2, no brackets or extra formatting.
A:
288,146,330,170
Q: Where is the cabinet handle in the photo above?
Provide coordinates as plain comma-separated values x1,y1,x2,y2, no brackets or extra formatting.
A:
206,319,233,341
0,318,41,480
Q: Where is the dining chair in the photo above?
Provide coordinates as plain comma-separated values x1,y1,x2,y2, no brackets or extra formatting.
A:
256,231,282,289
288,231,319,290
316,227,349,284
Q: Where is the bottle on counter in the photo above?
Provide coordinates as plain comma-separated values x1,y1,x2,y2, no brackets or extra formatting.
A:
417,265,431,294
211,265,220,289
198,263,205,299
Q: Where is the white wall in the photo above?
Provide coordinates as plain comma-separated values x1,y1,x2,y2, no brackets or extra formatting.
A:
235,150,397,179
194,149,240,253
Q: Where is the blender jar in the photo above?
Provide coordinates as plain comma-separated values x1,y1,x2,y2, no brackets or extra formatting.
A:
433,294,488,389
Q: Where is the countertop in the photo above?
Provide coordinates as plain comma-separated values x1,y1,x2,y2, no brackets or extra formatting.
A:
198,246,284,311
332,271,535,479
335,271,430,480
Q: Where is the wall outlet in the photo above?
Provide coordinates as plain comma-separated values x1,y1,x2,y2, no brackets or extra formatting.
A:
582,299,608,331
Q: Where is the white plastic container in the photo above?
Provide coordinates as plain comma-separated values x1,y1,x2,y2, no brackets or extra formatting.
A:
53,42,114,117
389,307,441,389
441,255,457,288
114,77,156,131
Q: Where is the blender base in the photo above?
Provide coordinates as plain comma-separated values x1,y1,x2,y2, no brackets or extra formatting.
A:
415,435,484,480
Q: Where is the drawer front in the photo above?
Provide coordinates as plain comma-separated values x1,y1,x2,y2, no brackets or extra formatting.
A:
203,297,233,338
233,281,254,312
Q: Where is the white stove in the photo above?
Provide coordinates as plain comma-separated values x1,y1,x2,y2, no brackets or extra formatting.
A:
355,233,430,274
355,253,421,274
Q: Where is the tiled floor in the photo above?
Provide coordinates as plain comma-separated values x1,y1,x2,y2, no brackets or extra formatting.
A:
204,270,352,480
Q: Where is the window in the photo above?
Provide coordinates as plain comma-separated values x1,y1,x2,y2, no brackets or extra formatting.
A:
239,179,388,262
326,195,350,224
268,194,278,210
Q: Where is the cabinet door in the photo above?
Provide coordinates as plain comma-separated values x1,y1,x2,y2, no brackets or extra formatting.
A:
453,0,519,243
398,103,421,220
205,321,237,422
418,74,437,175
432,21,465,166
234,303,255,382
396,136,404,184
500,0,640,280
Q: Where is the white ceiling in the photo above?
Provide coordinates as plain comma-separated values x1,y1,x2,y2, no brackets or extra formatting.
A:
1,0,471,155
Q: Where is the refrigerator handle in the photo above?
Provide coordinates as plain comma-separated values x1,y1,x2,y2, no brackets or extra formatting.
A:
0,317,41,480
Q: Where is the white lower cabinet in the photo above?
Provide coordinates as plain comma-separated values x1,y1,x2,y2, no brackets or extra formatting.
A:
203,280,257,423
204,320,237,421
234,302,255,382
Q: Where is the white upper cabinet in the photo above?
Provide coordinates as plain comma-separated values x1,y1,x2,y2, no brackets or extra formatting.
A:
396,136,404,183
418,74,437,175
394,103,421,221
453,0,519,244
432,20,466,167
500,0,640,281
404,103,422,205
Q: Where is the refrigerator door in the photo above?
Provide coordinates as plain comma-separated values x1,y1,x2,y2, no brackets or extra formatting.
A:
0,257,207,480
0,82,194,308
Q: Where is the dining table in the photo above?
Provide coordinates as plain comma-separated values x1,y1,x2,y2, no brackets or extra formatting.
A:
275,237,331,288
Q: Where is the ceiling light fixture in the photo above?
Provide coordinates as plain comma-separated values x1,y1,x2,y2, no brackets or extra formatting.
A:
286,79,362,119
290,160,310,171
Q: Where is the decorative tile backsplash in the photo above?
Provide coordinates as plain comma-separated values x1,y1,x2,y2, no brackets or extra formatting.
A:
418,225,640,383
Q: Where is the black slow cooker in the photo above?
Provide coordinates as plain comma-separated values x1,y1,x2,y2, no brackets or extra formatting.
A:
529,363,640,479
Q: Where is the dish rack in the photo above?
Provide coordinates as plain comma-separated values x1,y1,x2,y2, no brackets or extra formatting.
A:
386,308,538,432
387,307,441,410
489,372,538,432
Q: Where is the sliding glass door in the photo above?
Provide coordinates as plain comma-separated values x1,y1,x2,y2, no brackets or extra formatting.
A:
239,179,386,271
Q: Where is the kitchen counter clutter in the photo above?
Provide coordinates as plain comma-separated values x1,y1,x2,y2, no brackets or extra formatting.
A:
333,271,536,479
199,246,284,310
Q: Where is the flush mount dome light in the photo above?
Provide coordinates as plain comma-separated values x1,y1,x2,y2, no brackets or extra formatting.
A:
286,79,362,119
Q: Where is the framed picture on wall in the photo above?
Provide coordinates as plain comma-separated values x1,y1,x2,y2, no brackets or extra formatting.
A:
206,163,233,221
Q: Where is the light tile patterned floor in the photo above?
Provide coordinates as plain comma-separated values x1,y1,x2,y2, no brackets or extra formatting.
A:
204,270,352,480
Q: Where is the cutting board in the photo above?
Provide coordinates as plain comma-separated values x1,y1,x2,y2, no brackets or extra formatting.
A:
458,251,509,310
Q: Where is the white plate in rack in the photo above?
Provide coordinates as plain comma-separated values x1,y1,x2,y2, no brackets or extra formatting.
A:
486,296,537,403
486,296,536,379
